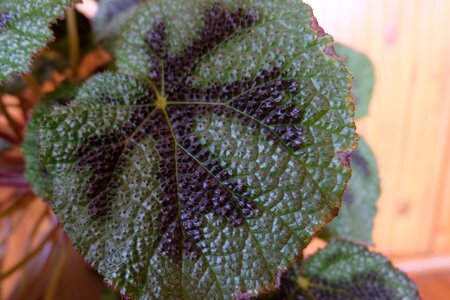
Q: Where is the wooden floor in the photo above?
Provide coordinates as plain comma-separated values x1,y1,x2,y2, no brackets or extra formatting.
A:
410,271,450,300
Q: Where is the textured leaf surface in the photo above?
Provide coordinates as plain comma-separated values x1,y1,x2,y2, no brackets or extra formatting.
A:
254,240,420,300
22,82,77,200
323,137,380,243
22,104,52,199
93,0,148,49
0,0,76,81
34,1,356,299
335,44,374,119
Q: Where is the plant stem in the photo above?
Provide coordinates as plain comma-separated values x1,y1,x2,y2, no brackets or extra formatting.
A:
21,74,42,98
0,224,59,281
0,131,16,144
44,240,70,300
66,7,79,77
28,207,52,245
0,96,22,141
0,173,28,188
0,191,35,220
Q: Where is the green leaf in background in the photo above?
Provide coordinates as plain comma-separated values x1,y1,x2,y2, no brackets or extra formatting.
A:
254,240,420,300
0,0,77,81
1,9,96,95
93,0,148,51
322,137,380,244
22,81,77,200
29,0,356,298
335,44,375,120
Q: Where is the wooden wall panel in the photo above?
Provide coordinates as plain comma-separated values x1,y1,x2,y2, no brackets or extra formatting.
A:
433,80,450,253
304,0,450,257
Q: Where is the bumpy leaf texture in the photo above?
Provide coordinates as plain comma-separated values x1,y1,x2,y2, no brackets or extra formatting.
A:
253,240,420,300
323,137,380,244
33,0,356,299
335,44,374,120
0,0,78,81
22,82,77,201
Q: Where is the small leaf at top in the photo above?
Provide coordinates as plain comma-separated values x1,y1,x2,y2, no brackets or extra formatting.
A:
32,1,356,299
322,137,380,244
335,44,375,119
0,0,78,81
93,0,148,50
253,240,421,300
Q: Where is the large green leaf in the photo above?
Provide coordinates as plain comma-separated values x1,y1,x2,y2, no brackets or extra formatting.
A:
31,1,356,299
335,44,374,120
254,240,420,300
322,137,380,244
0,0,77,81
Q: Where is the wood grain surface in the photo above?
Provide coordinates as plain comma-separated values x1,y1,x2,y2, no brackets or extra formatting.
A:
305,0,450,257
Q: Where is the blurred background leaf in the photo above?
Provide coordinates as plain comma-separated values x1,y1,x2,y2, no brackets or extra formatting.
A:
253,240,420,300
335,43,375,120
93,0,148,52
322,137,380,244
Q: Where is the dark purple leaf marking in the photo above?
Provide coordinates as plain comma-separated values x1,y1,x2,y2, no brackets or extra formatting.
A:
146,3,306,150
146,2,259,99
351,151,369,176
310,16,339,60
76,2,311,261
342,189,354,205
249,241,420,300
306,273,396,300
0,12,14,31
253,272,397,300
75,103,154,217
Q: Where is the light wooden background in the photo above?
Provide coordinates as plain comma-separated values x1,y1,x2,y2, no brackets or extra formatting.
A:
304,0,450,259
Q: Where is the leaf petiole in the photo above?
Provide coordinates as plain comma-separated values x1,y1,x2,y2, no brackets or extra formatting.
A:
66,7,80,78
0,96,22,141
